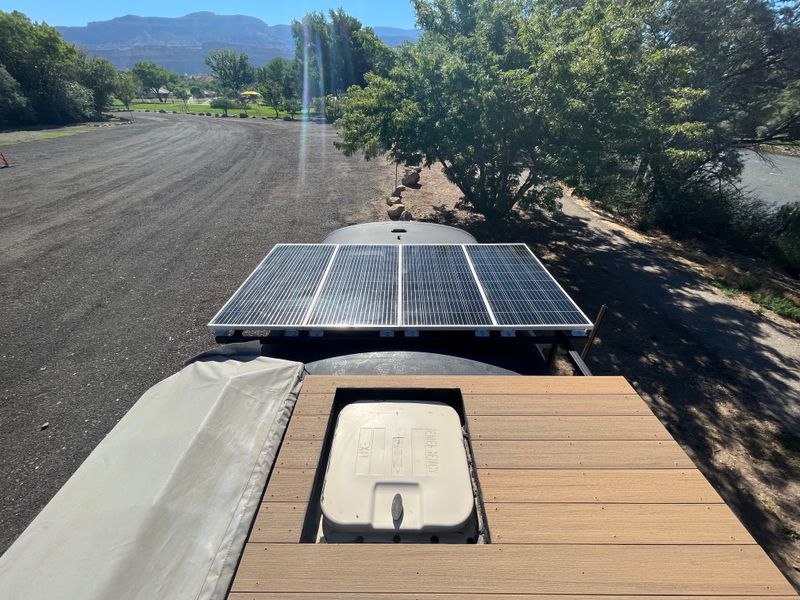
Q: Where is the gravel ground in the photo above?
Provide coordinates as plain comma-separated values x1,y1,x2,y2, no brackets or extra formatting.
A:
0,114,392,553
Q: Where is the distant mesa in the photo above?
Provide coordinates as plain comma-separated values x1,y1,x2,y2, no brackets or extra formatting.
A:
56,11,421,73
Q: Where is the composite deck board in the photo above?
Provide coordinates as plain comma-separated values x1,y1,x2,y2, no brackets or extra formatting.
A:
229,375,797,598
250,503,305,543
249,502,754,545
298,375,635,395
487,503,755,544
284,415,329,440
231,544,794,595
469,415,671,440
291,393,650,417
285,414,671,441
262,468,315,503
228,592,797,600
275,440,324,469
479,469,724,503
472,440,694,469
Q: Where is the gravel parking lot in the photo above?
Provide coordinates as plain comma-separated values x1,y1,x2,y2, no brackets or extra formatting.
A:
0,114,390,553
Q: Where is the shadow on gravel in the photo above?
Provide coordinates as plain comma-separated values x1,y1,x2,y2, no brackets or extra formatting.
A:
426,203,800,587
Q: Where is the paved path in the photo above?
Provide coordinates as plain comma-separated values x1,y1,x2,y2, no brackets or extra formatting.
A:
0,114,390,553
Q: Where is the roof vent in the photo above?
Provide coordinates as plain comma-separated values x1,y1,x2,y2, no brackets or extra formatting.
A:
320,401,476,543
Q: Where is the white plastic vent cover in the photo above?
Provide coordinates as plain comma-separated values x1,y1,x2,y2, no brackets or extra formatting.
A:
321,401,474,535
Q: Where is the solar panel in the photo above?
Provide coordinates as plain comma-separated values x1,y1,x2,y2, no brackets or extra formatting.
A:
209,244,335,327
307,245,398,327
209,243,591,331
465,244,591,328
402,245,493,327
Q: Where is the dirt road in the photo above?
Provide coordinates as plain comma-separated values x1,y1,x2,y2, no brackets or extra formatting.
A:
0,114,390,553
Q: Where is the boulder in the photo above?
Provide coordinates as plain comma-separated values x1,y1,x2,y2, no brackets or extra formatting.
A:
386,196,403,206
214,113,220,117
401,210,413,221
283,116,292,121
392,185,406,196
387,204,406,219
159,109,166,113
401,171,420,186
206,112,212,116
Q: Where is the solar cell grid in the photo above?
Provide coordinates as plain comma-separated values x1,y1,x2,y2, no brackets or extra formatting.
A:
402,245,493,326
465,244,591,327
210,244,335,327
209,243,591,331
307,245,398,327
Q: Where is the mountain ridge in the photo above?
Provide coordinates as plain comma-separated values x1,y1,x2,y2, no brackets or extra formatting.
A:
57,12,420,73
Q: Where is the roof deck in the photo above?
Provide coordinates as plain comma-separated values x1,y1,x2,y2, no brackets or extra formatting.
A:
228,375,797,598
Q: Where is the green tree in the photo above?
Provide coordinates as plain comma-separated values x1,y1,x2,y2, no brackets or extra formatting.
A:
256,57,299,117
190,85,204,100
523,0,800,231
174,87,191,111
0,10,88,123
114,71,139,113
259,81,283,117
337,0,562,217
291,9,394,99
0,63,32,126
80,57,117,113
131,61,173,103
204,49,254,94
282,97,302,120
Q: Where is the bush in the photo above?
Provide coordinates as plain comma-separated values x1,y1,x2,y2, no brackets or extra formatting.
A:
770,202,800,277
0,64,33,126
60,81,95,121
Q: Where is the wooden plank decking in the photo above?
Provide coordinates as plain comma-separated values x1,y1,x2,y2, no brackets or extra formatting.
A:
229,376,797,598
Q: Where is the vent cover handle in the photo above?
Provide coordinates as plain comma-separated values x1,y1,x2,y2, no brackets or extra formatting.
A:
391,493,404,522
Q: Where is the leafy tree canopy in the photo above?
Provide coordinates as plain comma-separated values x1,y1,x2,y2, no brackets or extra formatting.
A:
337,0,562,217
291,9,394,99
337,0,800,224
204,49,254,94
131,61,174,102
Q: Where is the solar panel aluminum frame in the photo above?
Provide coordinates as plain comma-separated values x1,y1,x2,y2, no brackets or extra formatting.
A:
208,243,593,332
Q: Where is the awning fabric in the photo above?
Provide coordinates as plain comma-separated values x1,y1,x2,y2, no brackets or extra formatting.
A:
0,357,304,600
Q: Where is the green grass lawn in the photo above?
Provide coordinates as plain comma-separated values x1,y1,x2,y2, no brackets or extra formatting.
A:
0,124,94,145
111,99,310,120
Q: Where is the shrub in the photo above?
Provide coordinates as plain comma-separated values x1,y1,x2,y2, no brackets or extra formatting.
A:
769,202,800,277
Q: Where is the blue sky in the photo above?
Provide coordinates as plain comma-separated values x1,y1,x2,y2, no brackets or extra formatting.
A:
4,1,418,28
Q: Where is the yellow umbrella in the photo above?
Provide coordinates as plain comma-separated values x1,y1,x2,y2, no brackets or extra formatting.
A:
241,91,260,96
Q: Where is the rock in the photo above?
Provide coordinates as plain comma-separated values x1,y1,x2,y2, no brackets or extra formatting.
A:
401,171,420,186
392,185,406,196
159,109,166,113
414,166,422,173
206,112,212,116
214,113,220,117
401,210,413,221
40,422,49,431
283,116,292,121
386,196,403,206
387,204,406,219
